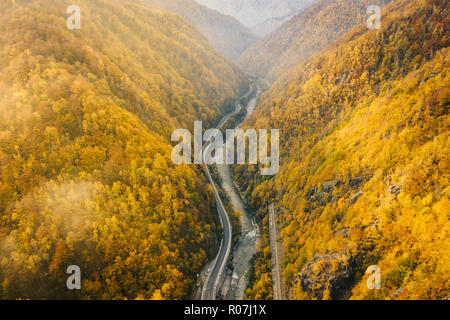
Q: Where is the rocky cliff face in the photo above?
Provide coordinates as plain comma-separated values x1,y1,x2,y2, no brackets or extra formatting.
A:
294,252,354,300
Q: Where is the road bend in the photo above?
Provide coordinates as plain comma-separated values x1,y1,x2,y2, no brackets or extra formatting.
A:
201,85,254,300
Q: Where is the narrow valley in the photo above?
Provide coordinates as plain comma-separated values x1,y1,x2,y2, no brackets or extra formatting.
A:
217,83,263,300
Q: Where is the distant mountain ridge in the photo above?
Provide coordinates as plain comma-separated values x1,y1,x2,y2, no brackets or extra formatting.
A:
251,13,293,37
194,0,318,36
149,0,258,60
239,0,393,81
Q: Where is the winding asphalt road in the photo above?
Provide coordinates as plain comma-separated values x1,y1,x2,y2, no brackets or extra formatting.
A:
201,85,254,300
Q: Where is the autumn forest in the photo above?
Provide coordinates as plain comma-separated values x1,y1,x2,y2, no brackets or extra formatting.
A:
0,0,448,301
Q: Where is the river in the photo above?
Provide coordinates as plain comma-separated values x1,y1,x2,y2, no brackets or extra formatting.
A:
217,82,263,300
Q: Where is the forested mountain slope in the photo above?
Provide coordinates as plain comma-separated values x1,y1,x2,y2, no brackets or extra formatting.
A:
149,0,258,60
237,0,449,299
0,0,248,299
239,0,393,81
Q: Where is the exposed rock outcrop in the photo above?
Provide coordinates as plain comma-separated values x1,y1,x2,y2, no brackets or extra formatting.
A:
306,180,342,204
387,185,401,195
390,286,406,300
321,180,342,193
294,252,354,300
349,190,364,206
